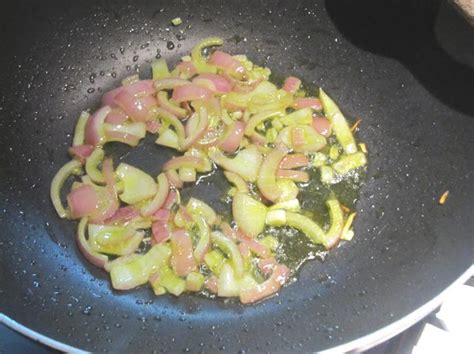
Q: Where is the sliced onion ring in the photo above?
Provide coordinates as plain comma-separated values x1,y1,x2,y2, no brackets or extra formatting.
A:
50,160,83,218
76,218,108,268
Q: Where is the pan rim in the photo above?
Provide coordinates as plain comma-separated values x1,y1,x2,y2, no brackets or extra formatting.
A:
0,314,87,353
1,266,472,352
321,264,473,353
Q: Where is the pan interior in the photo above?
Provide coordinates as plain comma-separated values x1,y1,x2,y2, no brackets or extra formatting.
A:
0,0,472,352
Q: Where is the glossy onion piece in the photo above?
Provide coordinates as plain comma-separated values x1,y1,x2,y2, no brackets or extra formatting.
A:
182,107,209,150
319,88,357,154
258,257,277,275
85,106,112,146
157,266,186,296
192,73,232,94
102,80,155,106
257,148,287,202
175,61,197,79
282,76,301,94
232,193,267,238
240,264,290,304
285,212,326,246
279,154,309,169
67,184,99,219
155,107,186,146
105,108,128,124
186,198,217,225
102,158,116,197
191,37,223,74
109,244,171,290
140,173,170,217
186,272,205,292
280,108,313,126
152,208,171,223
312,117,332,137
171,84,213,103
244,109,283,137
156,91,187,118
324,199,344,249
76,218,108,268
276,179,299,201
218,120,245,153
178,167,196,183
146,120,161,134
163,156,206,171
165,169,183,189
191,214,211,262
223,171,249,193
209,145,263,182
294,97,322,111
104,122,147,147
151,58,170,80
50,160,83,218
211,231,244,278
208,51,246,80
87,183,120,224
87,224,143,256
104,206,139,225
275,169,309,183
72,111,90,146
170,229,197,277
269,199,300,212
217,262,240,297
114,90,157,122
152,220,171,244
239,242,252,258
116,163,158,205
332,152,367,175
205,276,219,294
291,126,306,148
277,125,326,152
237,233,271,259
162,190,179,210
68,144,94,163
85,148,106,184
154,78,190,91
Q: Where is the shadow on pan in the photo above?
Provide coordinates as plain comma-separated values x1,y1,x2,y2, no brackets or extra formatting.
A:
325,0,474,116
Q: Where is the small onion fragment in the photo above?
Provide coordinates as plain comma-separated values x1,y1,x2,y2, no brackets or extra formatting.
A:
282,76,301,94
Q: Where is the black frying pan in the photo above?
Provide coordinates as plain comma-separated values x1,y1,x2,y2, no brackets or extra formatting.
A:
0,0,473,352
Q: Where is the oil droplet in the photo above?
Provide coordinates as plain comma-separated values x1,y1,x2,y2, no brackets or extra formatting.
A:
82,305,92,315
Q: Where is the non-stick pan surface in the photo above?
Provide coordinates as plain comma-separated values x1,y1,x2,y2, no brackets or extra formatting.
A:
0,0,472,352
